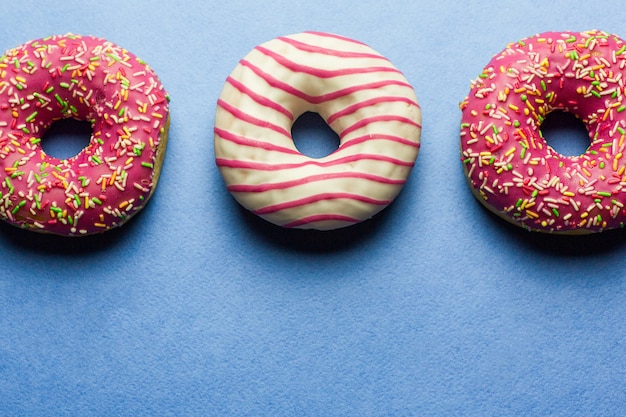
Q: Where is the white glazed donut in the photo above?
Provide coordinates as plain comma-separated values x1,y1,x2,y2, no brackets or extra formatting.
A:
214,32,421,230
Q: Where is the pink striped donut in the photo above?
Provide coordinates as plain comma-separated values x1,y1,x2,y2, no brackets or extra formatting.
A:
214,32,421,230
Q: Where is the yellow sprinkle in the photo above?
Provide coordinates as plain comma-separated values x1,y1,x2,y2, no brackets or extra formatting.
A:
581,212,589,219
94,223,107,228
151,112,163,119
526,210,539,219
505,147,516,157
582,168,592,177
563,191,575,197
119,201,129,209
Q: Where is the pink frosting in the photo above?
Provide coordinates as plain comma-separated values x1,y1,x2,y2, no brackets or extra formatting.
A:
461,30,626,233
0,34,169,236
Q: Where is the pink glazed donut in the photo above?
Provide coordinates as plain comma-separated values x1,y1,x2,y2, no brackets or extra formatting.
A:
214,32,421,230
0,34,170,236
460,30,626,234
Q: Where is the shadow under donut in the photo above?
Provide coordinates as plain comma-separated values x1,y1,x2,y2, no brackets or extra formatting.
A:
0,203,147,256
234,188,408,254
474,201,626,258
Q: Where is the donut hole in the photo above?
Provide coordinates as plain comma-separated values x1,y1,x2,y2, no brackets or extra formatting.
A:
540,110,590,156
291,111,340,158
41,118,93,160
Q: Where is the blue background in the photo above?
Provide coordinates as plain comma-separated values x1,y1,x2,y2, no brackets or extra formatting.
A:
1,1,625,416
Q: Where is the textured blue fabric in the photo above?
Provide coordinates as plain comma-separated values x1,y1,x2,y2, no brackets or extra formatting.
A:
1,1,625,415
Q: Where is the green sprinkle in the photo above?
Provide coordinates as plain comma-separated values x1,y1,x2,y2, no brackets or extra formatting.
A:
591,90,601,99
12,200,26,215
34,194,41,210
507,163,513,171
597,192,612,197
513,120,521,128
617,45,626,55
50,207,62,214
46,86,54,94
541,80,547,91
617,106,626,113
59,82,70,89
74,194,81,207
619,127,626,135
515,198,523,208
141,162,154,169
521,94,528,101
566,35,577,43
92,156,102,164
61,63,70,72
552,208,560,217
15,83,24,91
25,111,38,123
10,171,25,179
600,162,605,169
532,190,539,198
92,197,102,205
520,147,527,159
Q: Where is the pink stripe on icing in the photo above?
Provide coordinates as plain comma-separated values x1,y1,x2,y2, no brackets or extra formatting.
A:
216,153,414,170
240,59,412,104
254,192,392,215
339,115,422,139
276,36,386,60
341,134,420,149
282,213,360,228
226,76,293,120
214,127,300,155
227,172,406,193
255,46,400,79
327,96,420,125
217,99,291,138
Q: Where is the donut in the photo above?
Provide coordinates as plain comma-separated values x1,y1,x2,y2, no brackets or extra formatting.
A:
460,29,626,234
0,34,170,236
214,32,421,230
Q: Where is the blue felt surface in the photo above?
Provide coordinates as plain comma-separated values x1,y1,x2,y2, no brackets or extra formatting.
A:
1,1,626,416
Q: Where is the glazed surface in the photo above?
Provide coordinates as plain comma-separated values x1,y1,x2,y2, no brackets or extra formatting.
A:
214,32,421,230
0,34,170,236
460,30,626,233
